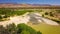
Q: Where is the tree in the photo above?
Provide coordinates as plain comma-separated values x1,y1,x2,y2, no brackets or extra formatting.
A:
37,31,42,34
21,30,30,34
17,23,41,34
0,16,2,19
0,25,9,34
45,12,48,15
49,12,54,17
0,23,42,34
6,23,17,34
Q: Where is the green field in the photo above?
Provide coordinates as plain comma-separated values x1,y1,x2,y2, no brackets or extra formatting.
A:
27,23,60,34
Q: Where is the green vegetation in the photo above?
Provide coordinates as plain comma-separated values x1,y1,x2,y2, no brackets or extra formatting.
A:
0,8,60,23
0,23,42,34
0,8,34,16
45,12,48,15
56,10,60,13
40,9,60,23
0,8,60,34
0,8,34,21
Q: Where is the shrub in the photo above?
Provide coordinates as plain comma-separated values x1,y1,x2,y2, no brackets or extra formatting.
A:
0,23,42,34
45,12,48,15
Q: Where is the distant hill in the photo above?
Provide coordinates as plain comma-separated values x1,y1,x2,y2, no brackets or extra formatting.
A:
0,3,60,9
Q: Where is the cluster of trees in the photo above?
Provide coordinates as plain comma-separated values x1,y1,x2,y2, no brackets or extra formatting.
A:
44,10,60,23
0,23,42,34
0,8,34,21
44,12,54,17
0,8,34,16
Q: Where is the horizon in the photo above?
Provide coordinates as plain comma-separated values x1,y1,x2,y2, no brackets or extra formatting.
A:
0,0,60,5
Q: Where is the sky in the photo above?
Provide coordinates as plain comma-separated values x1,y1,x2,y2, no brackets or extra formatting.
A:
0,0,60,5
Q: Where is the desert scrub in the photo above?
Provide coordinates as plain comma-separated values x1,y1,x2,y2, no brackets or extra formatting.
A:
0,15,10,21
0,23,42,34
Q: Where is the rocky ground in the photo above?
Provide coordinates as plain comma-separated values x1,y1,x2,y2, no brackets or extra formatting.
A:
0,12,59,27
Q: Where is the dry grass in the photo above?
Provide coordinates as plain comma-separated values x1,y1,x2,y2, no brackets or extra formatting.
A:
27,22,60,34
